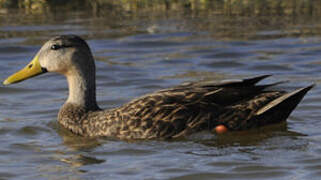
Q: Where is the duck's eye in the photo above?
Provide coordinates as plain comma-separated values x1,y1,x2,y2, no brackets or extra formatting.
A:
51,44,61,50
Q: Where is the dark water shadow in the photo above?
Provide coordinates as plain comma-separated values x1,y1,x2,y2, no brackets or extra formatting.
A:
199,122,306,148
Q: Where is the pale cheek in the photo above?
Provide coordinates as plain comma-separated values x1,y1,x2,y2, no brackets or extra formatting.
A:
50,62,68,74
41,56,67,73
40,60,50,70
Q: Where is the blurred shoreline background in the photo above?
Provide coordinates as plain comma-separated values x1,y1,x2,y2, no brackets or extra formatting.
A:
1,0,321,41
0,0,320,16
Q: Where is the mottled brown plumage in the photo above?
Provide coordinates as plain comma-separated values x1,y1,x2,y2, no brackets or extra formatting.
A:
4,35,314,140
58,75,313,139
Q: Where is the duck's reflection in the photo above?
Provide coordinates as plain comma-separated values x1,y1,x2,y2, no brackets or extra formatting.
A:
198,122,306,147
50,121,106,168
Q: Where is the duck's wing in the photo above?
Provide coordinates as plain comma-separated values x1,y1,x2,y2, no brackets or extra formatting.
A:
159,75,282,106
115,75,313,139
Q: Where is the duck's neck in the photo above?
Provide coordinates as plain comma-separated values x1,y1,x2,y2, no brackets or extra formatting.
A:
65,67,100,111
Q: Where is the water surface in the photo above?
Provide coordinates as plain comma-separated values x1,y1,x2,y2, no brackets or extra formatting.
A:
0,4,321,180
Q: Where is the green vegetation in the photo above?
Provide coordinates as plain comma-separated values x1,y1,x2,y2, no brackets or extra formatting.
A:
0,0,320,41
0,0,320,16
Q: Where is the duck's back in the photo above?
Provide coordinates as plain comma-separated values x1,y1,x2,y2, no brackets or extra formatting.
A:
77,75,312,139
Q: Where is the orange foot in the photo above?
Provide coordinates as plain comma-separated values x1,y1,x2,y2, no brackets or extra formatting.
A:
215,125,228,134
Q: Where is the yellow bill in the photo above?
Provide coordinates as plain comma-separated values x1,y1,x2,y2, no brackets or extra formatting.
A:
3,55,47,85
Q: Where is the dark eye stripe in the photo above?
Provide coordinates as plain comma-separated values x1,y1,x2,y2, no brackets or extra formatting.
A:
51,44,73,50
51,44,61,50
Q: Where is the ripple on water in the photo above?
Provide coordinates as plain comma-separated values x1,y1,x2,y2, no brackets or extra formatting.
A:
202,51,252,59
202,60,244,69
15,125,51,136
168,171,290,180
0,46,31,54
246,63,293,72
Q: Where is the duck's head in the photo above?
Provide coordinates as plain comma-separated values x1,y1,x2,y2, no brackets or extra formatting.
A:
3,35,95,85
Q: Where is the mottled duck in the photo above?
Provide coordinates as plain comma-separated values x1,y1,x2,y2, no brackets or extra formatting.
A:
3,35,313,139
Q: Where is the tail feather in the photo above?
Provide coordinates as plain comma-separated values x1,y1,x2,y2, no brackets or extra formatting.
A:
242,74,272,86
215,75,272,87
254,84,314,125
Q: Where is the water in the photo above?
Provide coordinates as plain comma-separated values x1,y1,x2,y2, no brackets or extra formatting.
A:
0,7,321,180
